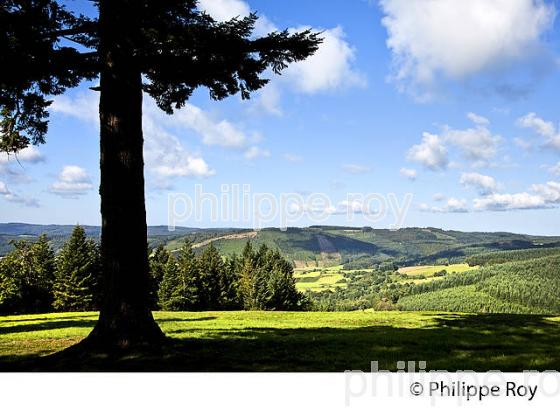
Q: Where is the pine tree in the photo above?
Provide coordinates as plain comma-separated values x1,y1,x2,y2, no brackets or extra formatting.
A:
264,250,306,311
158,240,200,311
0,234,55,313
27,234,56,311
223,254,242,309
2,0,321,347
53,225,100,311
157,257,181,311
238,241,254,302
198,243,226,310
148,245,170,309
237,242,305,311
238,242,267,310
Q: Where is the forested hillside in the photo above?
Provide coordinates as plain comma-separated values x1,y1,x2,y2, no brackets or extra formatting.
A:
3,224,559,266
181,226,560,268
398,254,560,314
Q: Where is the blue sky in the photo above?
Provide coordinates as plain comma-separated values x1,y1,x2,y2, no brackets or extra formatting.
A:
3,0,560,235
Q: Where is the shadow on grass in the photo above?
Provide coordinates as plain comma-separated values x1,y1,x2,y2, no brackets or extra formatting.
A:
0,319,99,335
0,314,96,324
156,317,217,323
2,313,560,372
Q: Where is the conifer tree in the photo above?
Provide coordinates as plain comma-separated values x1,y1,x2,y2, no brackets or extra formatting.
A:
158,240,200,311
0,234,55,313
238,242,254,306
2,0,321,347
264,249,306,311
223,254,242,309
148,245,170,309
237,242,305,311
238,242,267,310
53,226,100,311
198,242,226,310
157,257,181,311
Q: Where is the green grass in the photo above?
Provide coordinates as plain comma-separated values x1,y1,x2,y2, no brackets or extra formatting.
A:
395,263,478,284
294,265,348,292
398,263,475,276
1,311,560,371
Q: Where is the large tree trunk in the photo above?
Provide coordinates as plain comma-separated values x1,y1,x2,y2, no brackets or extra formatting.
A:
85,0,164,348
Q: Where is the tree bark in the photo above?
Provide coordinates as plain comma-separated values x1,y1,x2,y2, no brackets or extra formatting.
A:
85,0,164,348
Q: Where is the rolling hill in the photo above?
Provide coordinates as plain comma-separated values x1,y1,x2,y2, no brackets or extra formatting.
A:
2,223,560,314
2,224,560,267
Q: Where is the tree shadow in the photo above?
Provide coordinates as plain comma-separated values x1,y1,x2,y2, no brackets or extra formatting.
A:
155,317,217,323
0,319,99,335
2,313,560,371
0,314,96,324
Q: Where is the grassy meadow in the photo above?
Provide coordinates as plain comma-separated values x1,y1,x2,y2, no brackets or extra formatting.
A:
293,263,477,292
397,263,474,276
1,310,560,371
294,265,348,292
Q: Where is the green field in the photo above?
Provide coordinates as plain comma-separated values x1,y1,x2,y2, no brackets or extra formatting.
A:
394,263,478,284
1,311,560,371
398,263,474,276
294,265,348,292
293,263,475,293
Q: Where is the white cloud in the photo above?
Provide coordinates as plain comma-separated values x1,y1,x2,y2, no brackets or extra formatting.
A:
244,146,271,160
285,26,366,93
420,197,468,213
531,181,560,203
517,112,556,137
460,172,499,195
467,112,490,126
399,167,417,180
473,192,547,211
433,193,446,202
283,153,303,163
444,124,501,166
143,114,215,179
517,112,560,152
473,181,560,211
380,0,555,97
197,0,276,35
169,103,248,148
49,165,94,198
547,162,560,176
342,164,371,174
407,132,448,171
407,113,501,170
250,84,283,117
445,198,469,213
197,0,249,21
514,137,534,151
0,181,39,207
51,93,98,123
0,146,44,165
0,146,45,185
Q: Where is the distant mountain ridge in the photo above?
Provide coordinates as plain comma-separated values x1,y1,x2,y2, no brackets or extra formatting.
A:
0,223,205,256
3,223,559,266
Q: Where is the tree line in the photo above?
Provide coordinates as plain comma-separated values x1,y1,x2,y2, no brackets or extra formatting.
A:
152,240,307,311
0,226,306,314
